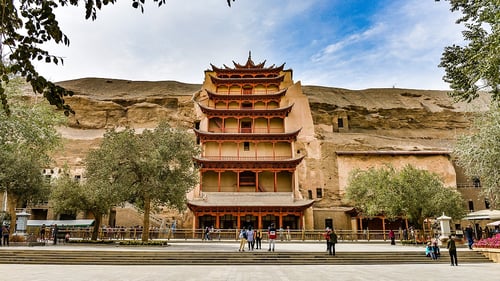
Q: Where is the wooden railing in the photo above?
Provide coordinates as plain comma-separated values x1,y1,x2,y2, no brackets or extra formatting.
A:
200,156,292,161
22,227,455,243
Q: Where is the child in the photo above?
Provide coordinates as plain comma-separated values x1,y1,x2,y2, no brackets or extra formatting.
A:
425,242,435,259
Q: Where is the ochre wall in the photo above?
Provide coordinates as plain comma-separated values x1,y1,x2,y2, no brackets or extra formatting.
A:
336,154,457,194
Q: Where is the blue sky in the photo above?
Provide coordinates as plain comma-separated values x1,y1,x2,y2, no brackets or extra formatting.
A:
36,0,464,90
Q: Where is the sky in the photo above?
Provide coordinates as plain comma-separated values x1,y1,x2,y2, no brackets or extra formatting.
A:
35,0,465,90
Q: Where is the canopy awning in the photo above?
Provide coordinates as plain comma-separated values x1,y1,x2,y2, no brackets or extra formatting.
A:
462,209,500,221
27,219,95,227
486,220,500,227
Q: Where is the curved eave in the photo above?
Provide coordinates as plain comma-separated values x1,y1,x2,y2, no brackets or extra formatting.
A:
197,102,294,117
209,63,285,73
205,88,287,101
187,200,314,210
193,155,305,170
194,128,302,141
209,74,285,85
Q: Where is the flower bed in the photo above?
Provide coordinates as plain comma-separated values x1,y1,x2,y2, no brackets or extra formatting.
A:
474,234,500,249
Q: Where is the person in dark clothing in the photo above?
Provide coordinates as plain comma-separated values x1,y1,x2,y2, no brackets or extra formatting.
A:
1,225,9,246
447,235,458,266
52,224,59,245
328,229,338,256
255,229,262,249
464,225,474,249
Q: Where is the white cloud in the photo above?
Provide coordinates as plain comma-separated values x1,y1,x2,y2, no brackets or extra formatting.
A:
34,0,465,90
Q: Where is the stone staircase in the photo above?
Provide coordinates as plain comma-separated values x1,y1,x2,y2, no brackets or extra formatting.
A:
0,249,491,265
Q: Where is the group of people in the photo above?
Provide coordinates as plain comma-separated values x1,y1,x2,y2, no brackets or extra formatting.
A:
238,224,270,252
203,226,222,241
424,236,458,266
425,240,441,260
323,227,338,256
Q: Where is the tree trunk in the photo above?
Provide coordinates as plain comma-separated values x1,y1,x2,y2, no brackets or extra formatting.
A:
91,213,102,241
142,194,151,242
7,193,17,235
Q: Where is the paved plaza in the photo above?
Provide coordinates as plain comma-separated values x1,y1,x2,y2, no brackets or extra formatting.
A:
1,241,498,281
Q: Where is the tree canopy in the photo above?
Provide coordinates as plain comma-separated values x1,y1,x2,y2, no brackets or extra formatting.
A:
0,78,65,232
344,164,466,228
0,0,232,115
51,166,126,240
438,0,500,102
78,122,199,241
453,104,500,208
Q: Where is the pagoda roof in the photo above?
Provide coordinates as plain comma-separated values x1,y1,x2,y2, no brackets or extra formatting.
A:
197,102,294,117
193,155,305,170
194,128,302,141
209,74,285,85
187,192,314,209
209,63,285,73
205,88,287,101
208,51,285,73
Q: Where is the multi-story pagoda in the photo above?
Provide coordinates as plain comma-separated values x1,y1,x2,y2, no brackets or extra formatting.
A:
188,53,314,230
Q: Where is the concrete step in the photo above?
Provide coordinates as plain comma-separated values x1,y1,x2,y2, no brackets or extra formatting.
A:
0,250,491,265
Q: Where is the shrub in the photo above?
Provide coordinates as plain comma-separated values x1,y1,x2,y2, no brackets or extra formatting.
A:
67,239,114,244
118,240,168,246
10,235,26,242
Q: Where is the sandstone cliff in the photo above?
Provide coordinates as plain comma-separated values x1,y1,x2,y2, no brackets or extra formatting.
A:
52,78,490,215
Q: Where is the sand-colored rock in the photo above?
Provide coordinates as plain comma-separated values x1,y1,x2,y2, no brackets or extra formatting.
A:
45,78,490,228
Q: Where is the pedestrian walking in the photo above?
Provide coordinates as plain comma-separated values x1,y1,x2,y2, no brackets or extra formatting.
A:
268,223,277,252
246,227,255,251
389,229,395,245
255,229,262,249
328,229,338,256
464,225,474,249
52,224,59,245
40,223,46,241
238,229,247,252
323,227,331,252
447,235,458,266
1,225,9,246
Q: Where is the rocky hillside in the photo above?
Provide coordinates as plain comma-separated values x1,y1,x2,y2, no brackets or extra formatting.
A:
52,78,490,212
57,78,489,132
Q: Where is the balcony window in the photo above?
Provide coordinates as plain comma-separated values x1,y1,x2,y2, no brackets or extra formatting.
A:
241,121,252,133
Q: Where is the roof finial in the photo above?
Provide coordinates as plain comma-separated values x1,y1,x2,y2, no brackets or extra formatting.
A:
248,50,252,61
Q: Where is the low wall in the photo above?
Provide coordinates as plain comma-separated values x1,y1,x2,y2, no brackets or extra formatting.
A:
475,248,500,263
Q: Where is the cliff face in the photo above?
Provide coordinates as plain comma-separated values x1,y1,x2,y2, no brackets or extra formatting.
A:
57,78,200,129
53,78,490,212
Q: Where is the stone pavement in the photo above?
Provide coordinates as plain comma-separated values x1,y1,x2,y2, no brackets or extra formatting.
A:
0,241,498,281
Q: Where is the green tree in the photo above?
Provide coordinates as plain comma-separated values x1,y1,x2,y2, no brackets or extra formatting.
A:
345,165,466,228
50,167,124,240
0,0,232,114
453,104,500,208
438,0,500,102
87,122,199,241
0,78,64,233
